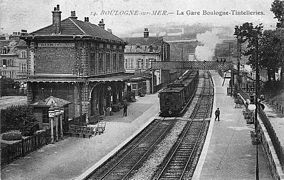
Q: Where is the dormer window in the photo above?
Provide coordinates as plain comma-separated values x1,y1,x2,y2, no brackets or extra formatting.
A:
149,45,153,52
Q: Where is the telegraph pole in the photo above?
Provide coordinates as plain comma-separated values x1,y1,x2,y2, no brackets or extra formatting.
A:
237,37,241,90
255,32,260,180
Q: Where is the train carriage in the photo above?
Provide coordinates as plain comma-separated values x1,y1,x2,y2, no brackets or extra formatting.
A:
159,70,199,117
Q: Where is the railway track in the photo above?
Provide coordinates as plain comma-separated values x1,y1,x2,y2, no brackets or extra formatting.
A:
85,119,177,180
84,71,214,180
153,71,214,180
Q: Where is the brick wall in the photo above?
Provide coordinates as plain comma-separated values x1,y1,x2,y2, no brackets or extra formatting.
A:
35,47,76,74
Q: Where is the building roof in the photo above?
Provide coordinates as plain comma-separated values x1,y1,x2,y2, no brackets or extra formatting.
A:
30,18,125,44
31,96,71,107
124,37,164,46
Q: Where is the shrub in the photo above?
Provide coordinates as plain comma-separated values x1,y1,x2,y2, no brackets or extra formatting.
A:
2,131,22,141
1,105,38,133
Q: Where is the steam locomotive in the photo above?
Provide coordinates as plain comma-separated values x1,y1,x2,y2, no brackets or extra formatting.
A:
159,70,199,117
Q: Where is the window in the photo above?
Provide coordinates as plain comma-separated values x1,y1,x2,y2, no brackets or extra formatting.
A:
2,47,8,54
146,59,150,69
106,53,110,72
130,58,134,69
137,59,143,69
113,54,117,71
98,53,103,73
90,53,96,71
21,51,27,58
132,83,138,90
2,59,7,67
141,59,144,69
119,54,123,70
125,58,128,69
8,59,13,66
21,63,27,72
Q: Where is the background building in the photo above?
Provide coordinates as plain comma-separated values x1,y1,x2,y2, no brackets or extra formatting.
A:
124,28,170,93
0,31,28,80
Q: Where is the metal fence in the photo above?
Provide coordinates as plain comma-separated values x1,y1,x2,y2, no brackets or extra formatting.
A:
258,106,284,170
238,89,284,170
1,129,52,167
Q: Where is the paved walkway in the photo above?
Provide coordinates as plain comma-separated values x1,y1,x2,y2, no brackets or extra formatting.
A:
194,71,273,180
1,94,159,180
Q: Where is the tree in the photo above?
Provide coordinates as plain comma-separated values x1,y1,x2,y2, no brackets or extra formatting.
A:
271,0,284,82
259,30,282,81
235,23,263,70
271,0,284,24
235,22,282,82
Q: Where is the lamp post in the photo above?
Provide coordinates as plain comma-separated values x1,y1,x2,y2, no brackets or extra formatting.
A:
150,59,155,94
48,105,55,144
60,108,64,139
55,108,60,142
255,32,260,180
237,36,242,90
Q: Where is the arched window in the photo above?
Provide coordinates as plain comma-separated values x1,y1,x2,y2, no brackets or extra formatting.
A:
21,51,27,58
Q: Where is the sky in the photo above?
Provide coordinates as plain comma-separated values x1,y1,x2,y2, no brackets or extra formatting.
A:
0,0,278,37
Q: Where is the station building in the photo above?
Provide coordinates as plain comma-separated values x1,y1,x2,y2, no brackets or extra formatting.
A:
22,5,129,123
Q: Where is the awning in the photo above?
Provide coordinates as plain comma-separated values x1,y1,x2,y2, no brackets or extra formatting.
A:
88,75,131,82
23,74,132,83
24,78,84,83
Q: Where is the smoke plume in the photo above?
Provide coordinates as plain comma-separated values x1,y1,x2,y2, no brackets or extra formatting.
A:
195,29,221,61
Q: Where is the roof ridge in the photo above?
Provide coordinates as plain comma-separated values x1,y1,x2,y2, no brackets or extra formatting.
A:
87,22,123,41
69,18,86,35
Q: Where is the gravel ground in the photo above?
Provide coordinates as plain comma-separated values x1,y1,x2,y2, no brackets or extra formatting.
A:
129,120,187,180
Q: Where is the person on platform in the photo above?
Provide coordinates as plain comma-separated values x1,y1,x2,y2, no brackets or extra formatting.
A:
123,103,128,116
215,108,220,121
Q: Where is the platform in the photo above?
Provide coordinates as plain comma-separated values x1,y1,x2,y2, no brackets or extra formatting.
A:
1,94,160,180
193,71,273,180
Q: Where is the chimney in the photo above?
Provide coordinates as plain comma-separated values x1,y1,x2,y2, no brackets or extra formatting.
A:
98,19,105,29
84,17,89,22
107,28,112,34
144,28,149,38
20,30,28,36
70,11,78,19
52,4,62,34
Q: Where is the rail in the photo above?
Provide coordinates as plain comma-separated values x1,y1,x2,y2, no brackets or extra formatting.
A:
155,71,213,179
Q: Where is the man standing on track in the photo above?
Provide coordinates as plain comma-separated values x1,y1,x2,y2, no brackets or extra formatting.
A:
215,108,220,121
